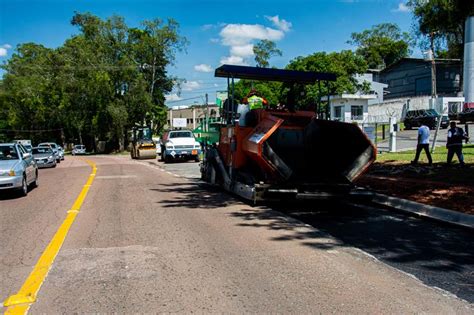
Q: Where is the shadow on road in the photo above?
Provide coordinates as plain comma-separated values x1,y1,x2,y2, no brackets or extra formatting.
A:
152,177,474,302
231,201,474,303
153,180,242,209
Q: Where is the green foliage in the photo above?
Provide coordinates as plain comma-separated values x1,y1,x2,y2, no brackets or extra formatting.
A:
1,12,187,151
232,50,368,112
253,40,282,68
408,0,474,59
286,51,369,108
348,23,412,69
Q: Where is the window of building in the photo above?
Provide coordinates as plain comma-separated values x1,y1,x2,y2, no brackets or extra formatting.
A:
351,105,364,120
334,106,343,121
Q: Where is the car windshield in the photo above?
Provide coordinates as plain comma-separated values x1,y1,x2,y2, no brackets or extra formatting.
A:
169,132,193,138
0,145,19,160
39,143,57,149
32,147,52,154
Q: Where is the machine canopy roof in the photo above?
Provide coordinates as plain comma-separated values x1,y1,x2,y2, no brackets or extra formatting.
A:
215,65,337,83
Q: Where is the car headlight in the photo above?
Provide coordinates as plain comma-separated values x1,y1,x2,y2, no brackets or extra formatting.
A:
194,144,201,149
8,170,16,176
166,144,174,149
48,155,54,160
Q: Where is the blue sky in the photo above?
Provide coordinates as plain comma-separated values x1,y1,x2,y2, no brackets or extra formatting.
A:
0,0,415,106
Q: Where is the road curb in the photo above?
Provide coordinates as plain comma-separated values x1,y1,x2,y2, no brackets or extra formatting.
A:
372,193,474,229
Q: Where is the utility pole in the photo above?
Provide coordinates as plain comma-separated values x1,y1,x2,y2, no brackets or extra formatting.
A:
430,32,437,98
429,31,443,153
205,93,209,133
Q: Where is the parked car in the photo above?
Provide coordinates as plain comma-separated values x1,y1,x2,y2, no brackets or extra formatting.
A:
15,140,32,153
23,144,33,153
160,130,201,163
403,109,449,130
0,143,38,196
38,142,61,163
458,109,474,124
32,147,57,168
72,144,86,155
57,146,65,160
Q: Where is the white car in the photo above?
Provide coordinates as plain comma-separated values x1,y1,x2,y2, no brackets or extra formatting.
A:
0,143,39,196
72,145,86,155
161,130,201,163
38,142,61,163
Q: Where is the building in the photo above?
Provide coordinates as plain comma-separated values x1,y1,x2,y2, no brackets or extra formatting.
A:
366,58,464,122
329,94,375,124
166,104,220,130
355,73,388,105
373,57,462,100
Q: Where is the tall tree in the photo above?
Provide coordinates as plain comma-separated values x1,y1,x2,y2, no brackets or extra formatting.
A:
253,39,282,68
348,23,412,69
1,12,187,151
286,50,369,110
408,0,474,59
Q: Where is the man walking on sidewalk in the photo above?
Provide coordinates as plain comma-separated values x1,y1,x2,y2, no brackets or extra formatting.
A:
412,124,432,165
446,121,469,166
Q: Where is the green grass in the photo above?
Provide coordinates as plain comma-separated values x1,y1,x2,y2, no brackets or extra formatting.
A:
377,145,474,164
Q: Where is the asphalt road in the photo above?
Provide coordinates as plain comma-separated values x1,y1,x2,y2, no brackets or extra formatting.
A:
377,123,473,152
0,155,472,313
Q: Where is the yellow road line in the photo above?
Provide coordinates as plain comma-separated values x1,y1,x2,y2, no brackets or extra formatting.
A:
3,159,97,315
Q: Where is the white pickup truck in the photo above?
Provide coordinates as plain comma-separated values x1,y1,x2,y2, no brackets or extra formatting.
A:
160,130,201,163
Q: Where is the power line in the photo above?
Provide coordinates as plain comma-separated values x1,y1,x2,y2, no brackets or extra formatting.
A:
0,128,63,132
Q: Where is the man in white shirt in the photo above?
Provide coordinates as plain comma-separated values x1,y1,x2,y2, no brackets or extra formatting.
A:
411,124,433,165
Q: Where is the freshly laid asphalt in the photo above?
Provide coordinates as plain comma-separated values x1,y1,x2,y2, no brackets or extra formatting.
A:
0,155,472,313
159,158,474,304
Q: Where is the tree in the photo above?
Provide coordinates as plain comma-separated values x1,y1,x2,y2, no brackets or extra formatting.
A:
253,40,282,68
286,50,369,109
408,0,474,59
348,23,412,69
1,12,187,151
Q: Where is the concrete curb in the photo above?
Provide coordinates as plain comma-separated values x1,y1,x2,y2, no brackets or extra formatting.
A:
372,193,474,229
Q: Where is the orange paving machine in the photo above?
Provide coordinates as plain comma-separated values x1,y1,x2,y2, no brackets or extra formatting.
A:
201,65,376,203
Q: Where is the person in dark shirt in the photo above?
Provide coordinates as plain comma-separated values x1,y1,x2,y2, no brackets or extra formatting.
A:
446,121,469,166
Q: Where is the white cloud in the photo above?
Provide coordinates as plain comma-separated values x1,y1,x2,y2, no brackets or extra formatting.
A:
230,44,254,58
165,93,182,102
393,2,410,12
0,44,12,57
218,21,290,66
201,24,215,31
220,24,285,46
220,55,248,66
265,15,292,32
182,80,200,91
194,64,213,73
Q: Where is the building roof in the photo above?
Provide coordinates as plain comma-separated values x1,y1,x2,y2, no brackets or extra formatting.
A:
380,57,461,73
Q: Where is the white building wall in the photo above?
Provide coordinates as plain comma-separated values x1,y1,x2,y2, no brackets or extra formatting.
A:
367,96,465,123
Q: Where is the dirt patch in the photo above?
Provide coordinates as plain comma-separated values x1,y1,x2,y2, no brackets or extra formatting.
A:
356,163,474,215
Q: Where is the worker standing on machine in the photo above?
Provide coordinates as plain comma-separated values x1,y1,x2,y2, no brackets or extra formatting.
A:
247,89,268,110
